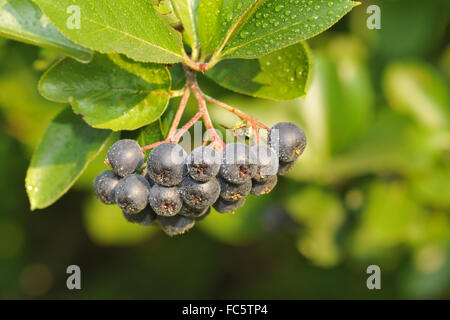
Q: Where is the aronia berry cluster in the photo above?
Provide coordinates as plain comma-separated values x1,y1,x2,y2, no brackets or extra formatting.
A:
94,122,306,236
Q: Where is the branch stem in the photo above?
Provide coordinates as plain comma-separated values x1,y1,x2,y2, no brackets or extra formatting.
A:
167,88,191,139
202,94,269,130
173,111,203,143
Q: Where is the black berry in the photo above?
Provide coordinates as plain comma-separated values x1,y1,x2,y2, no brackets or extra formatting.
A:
219,143,257,184
185,146,221,182
251,175,277,196
180,176,220,211
268,122,306,162
144,171,155,186
147,142,187,187
178,205,210,219
115,174,150,214
94,170,120,204
123,206,157,226
157,215,195,236
107,139,144,177
218,177,252,201
251,145,279,182
148,184,182,216
213,197,246,213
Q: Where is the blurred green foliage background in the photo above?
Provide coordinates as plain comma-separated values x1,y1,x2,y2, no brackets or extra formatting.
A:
0,0,449,299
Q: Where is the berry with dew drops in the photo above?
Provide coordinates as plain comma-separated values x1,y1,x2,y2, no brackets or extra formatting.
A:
106,139,144,177
157,215,195,236
180,176,220,211
218,177,252,201
94,170,121,204
251,145,279,182
251,175,278,196
268,122,307,162
115,174,151,214
213,197,246,213
178,205,210,219
148,184,183,217
123,206,157,226
185,146,221,182
147,142,187,187
219,143,257,184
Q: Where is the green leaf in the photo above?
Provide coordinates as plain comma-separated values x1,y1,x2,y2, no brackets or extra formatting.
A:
39,54,172,131
197,0,265,58
221,0,359,60
33,0,184,63
25,107,113,210
0,0,91,62
152,0,182,29
170,0,199,50
206,42,310,100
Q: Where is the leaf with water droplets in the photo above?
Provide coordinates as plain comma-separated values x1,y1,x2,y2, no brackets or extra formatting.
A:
220,0,359,59
171,0,200,50
33,0,184,63
197,0,265,58
39,53,172,131
206,42,310,100
0,0,91,62
26,107,114,210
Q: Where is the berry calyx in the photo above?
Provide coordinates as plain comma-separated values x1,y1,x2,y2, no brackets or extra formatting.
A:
180,176,220,210
185,146,221,182
219,143,257,184
148,184,182,216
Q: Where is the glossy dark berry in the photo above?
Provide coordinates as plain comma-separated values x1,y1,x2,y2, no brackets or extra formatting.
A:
219,143,257,184
180,176,220,211
148,184,182,216
251,175,277,196
144,171,155,187
185,146,221,182
107,139,144,177
94,170,121,204
277,160,296,175
157,215,195,236
147,142,187,187
218,177,252,201
123,206,157,226
115,174,150,214
251,145,279,182
178,205,210,219
268,122,306,162
213,197,246,213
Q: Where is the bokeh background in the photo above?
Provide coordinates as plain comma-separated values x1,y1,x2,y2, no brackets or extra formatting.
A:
0,0,449,299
